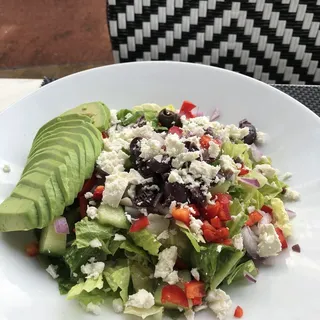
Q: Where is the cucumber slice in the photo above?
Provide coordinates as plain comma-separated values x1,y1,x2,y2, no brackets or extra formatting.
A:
97,204,130,229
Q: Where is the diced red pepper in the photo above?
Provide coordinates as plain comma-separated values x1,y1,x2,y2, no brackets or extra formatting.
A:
234,306,244,318
218,209,232,222
25,241,39,257
179,101,196,119
202,220,216,232
213,138,222,147
215,227,230,240
102,132,108,139
168,126,183,137
216,193,232,202
172,207,191,225
200,135,213,149
261,205,273,216
205,202,221,219
161,285,189,308
210,216,223,229
184,281,206,299
92,185,104,201
129,216,149,233
275,227,288,249
216,194,232,221
239,164,249,176
188,204,200,217
192,297,202,306
246,210,263,226
222,238,233,246
203,229,217,243
79,196,88,218
78,174,97,196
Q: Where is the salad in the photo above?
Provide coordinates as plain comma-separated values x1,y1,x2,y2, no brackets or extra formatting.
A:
0,101,300,320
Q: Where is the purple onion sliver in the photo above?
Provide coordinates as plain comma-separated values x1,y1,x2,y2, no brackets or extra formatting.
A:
238,177,260,188
210,108,220,121
195,111,204,117
244,271,257,283
292,244,301,253
54,217,70,234
286,208,297,219
250,144,262,162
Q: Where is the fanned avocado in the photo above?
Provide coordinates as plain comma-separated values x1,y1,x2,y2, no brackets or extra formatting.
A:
11,183,50,228
0,197,38,231
61,101,111,131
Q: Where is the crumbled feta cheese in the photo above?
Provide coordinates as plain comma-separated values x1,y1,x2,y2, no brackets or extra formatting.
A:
154,246,178,284
208,140,220,158
219,155,238,174
232,233,244,251
96,150,129,174
127,185,136,199
184,309,195,320
46,264,59,279
283,188,300,201
89,200,97,206
103,172,129,207
247,206,256,214
165,133,187,157
165,270,180,285
125,212,133,223
157,230,170,240
84,192,93,199
112,298,124,313
104,137,129,152
189,216,203,238
89,238,102,248
226,124,249,140
206,289,232,320
282,172,292,181
254,164,276,178
114,233,126,241
168,169,185,184
3,164,11,173
191,268,200,281
182,116,211,136
85,302,101,315
81,261,105,279
86,206,98,219
189,160,220,182
171,151,200,169
125,289,155,309
256,131,266,144
216,245,222,253
110,109,120,125
73,272,78,277
257,223,282,258
194,304,208,312
140,138,163,160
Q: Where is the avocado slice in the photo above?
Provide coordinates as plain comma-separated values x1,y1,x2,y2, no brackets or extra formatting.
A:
39,217,67,256
19,170,65,220
32,113,92,143
23,150,75,202
61,101,111,131
0,197,39,231
11,183,50,228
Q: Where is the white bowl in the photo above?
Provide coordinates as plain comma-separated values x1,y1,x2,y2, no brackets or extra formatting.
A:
0,62,319,320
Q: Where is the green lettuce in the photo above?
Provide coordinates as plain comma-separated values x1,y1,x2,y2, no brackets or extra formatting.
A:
222,141,248,159
124,306,164,320
130,261,155,293
270,198,292,237
74,217,115,249
229,198,243,216
243,189,265,210
226,260,258,285
226,212,248,238
103,259,130,302
176,221,204,253
129,229,162,256
120,240,150,263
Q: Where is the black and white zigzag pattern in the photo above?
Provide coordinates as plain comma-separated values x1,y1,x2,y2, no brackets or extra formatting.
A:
107,0,320,84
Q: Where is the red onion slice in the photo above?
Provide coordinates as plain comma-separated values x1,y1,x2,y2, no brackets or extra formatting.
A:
54,217,70,234
210,108,220,121
292,244,301,252
250,144,262,162
286,208,296,219
244,271,257,283
238,177,260,188
241,226,259,258
195,111,204,117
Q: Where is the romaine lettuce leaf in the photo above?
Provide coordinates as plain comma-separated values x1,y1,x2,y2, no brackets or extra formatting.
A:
129,229,162,256
222,141,248,159
130,261,155,293
124,306,164,319
120,240,150,262
226,212,248,238
74,217,115,249
75,289,106,306
243,189,264,210
229,199,243,216
270,198,292,237
103,259,130,302
226,260,258,285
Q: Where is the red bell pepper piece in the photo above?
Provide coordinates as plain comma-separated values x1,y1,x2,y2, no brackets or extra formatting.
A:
239,164,249,176
102,132,108,139
179,101,196,119
261,205,273,216
188,204,200,217
172,207,191,226
200,135,213,149
78,174,97,196
210,216,223,229
174,258,189,270
168,126,183,137
275,227,288,249
161,285,189,308
25,241,39,257
234,306,244,318
92,185,104,201
184,281,206,299
246,210,263,226
192,297,202,306
129,216,149,233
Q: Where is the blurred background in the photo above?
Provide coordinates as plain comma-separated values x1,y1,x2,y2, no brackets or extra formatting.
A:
0,0,114,78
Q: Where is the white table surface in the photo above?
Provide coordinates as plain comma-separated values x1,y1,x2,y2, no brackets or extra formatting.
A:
0,79,42,113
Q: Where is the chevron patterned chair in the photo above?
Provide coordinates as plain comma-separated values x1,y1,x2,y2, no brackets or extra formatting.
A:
107,0,320,84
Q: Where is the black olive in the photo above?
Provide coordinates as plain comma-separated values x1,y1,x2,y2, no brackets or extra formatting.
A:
133,184,158,207
188,187,206,207
158,109,182,128
138,161,154,178
163,182,189,203
184,141,199,152
239,119,257,145
148,157,171,174
130,137,142,158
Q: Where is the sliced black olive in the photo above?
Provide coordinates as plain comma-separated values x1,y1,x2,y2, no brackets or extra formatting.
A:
188,187,206,207
148,156,171,174
163,182,188,203
133,184,158,207
239,119,257,145
184,141,199,152
158,109,182,128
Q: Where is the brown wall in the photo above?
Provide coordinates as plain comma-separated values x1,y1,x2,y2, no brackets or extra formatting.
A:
0,0,114,77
